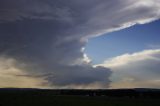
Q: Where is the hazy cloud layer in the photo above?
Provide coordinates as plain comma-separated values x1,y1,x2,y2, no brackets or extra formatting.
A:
98,49,160,88
0,56,48,88
0,0,160,88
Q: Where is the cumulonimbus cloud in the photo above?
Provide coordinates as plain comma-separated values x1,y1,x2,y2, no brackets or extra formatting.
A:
0,0,160,88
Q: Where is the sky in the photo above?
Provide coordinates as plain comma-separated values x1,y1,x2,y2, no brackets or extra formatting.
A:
0,0,160,89
86,20,160,64
86,20,160,88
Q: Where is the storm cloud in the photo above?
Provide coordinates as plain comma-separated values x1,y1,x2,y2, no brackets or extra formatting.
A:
0,0,160,88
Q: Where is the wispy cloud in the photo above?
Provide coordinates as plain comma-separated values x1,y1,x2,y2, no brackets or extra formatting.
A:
148,44,160,49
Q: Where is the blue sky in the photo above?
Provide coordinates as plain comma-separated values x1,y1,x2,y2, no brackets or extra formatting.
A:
85,20,160,64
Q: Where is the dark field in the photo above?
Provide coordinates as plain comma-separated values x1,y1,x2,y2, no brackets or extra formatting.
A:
0,88,160,106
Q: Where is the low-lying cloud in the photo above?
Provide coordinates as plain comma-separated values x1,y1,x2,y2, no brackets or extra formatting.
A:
98,49,160,88
0,56,48,88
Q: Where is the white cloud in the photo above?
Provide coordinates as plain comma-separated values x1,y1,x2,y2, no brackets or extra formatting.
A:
97,49,160,88
97,49,160,67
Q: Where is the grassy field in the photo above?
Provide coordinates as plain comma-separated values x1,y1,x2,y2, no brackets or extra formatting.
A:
1,95,160,106
0,88,160,106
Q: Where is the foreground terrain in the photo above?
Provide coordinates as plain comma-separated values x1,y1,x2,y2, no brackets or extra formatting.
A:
0,88,160,106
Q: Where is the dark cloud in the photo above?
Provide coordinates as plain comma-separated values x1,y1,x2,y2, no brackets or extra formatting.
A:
0,0,160,88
